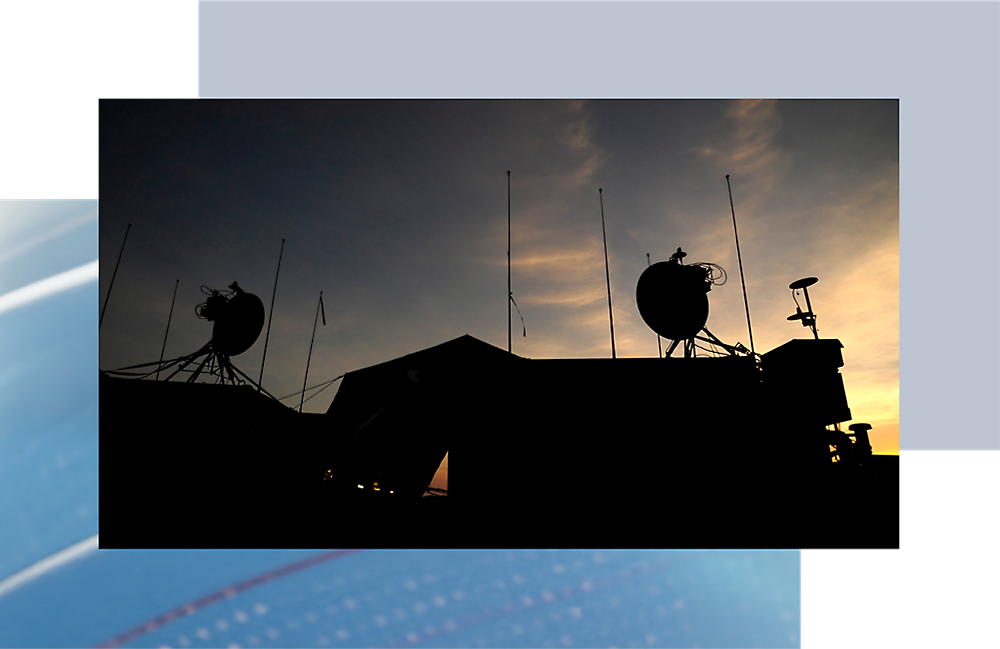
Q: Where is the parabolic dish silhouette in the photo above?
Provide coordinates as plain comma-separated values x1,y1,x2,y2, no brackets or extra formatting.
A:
636,261,711,341
211,292,265,356
789,276,818,290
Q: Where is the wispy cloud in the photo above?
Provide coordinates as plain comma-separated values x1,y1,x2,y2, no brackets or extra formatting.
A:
692,99,793,214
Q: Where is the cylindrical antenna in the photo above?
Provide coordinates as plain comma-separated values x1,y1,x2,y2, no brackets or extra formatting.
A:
99,223,131,330
507,170,512,354
726,175,755,354
301,291,323,413
647,253,662,359
802,285,819,339
600,188,616,359
258,238,285,392
156,279,179,381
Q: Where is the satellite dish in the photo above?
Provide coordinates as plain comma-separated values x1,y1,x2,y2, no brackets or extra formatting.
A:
789,277,818,290
211,290,265,356
635,260,711,341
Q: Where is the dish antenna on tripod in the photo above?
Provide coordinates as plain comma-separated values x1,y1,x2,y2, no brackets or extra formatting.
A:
636,247,745,358
787,277,820,339
104,281,277,399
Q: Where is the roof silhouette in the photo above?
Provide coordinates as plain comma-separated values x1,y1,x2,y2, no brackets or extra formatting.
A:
100,334,896,549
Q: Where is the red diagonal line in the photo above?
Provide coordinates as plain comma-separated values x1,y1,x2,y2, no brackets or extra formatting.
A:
95,549,362,649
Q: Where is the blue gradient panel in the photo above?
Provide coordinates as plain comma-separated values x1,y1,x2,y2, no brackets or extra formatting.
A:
2,548,798,648
0,201,98,581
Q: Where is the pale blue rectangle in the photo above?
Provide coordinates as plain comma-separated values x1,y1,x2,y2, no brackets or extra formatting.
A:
200,1,999,448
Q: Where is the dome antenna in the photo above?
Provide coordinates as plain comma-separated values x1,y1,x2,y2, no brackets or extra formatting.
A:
788,277,820,339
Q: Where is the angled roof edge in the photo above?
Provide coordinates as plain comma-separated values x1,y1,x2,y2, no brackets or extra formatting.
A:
345,334,524,375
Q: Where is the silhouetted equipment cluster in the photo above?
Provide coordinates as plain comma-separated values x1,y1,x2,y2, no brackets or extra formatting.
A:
630,248,891,543
101,252,896,550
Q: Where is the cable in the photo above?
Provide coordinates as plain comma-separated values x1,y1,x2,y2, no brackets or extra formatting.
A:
196,285,236,319
299,380,340,406
276,375,345,402
694,343,726,357
691,262,727,286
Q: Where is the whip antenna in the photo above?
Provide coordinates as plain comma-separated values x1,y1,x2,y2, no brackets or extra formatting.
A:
600,189,617,358
301,291,324,413
726,175,755,354
647,253,662,358
258,238,285,392
507,170,512,354
99,222,130,330
156,279,179,381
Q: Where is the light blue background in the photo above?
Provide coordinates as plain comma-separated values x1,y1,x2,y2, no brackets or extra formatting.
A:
200,1,1000,450
0,201,98,582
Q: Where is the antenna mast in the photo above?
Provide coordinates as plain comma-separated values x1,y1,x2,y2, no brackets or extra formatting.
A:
726,175,755,354
600,188,616,359
507,170,512,354
301,291,324,413
647,253,662,358
156,279,179,381
258,238,285,392
99,222,131,330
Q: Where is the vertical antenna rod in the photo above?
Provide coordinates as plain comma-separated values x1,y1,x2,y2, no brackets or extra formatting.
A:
301,291,324,413
726,175,755,354
258,238,285,392
599,188,617,358
802,284,819,339
647,253,662,359
99,222,131,330
156,279,179,381
507,170,512,354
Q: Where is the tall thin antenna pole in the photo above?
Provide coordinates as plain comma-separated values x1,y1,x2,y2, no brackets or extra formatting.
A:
259,238,285,392
301,291,322,413
599,188,616,359
726,175,755,354
647,253,662,359
156,279,179,381
99,222,131,330
507,170,512,354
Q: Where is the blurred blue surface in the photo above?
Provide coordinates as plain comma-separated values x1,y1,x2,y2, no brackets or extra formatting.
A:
0,201,800,648
0,201,99,581
3,549,799,648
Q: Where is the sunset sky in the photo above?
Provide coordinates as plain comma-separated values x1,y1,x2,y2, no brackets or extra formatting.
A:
98,99,899,468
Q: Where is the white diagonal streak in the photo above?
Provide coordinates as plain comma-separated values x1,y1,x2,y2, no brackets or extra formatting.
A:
0,260,98,316
0,535,99,599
